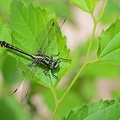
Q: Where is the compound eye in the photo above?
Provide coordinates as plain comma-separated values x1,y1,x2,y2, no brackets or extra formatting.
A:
53,61,58,68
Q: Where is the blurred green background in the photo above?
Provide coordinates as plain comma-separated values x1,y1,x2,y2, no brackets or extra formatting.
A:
0,0,120,120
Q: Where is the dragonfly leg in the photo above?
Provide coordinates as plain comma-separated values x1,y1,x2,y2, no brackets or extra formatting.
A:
51,69,58,80
51,52,60,59
27,62,34,67
37,49,43,56
43,68,58,80
43,68,52,79
43,68,49,74
57,58,71,62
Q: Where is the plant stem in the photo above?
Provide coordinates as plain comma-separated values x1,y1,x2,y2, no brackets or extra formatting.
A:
51,88,59,120
85,14,96,63
57,13,98,105
60,62,88,102
88,59,99,64
51,87,58,103
96,0,108,24
51,63,88,120
51,0,108,119
51,100,60,120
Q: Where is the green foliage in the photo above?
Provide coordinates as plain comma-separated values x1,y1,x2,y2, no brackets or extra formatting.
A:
2,55,18,83
68,0,99,13
8,1,70,87
43,88,82,117
63,97,120,120
38,0,73,22
85,61,120,79
0,97,31,120
97,19,120,64
101,0,120,25
0,0,120,120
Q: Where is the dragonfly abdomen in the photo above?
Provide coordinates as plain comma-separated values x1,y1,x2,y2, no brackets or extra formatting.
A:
0,41,34,59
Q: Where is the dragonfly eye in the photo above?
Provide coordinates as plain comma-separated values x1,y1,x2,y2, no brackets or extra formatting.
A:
51,60,58,69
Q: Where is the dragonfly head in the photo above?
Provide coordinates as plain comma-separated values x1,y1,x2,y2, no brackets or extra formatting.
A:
50,60,58,69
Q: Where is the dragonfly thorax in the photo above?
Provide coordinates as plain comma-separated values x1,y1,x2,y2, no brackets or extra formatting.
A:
33,54,58,70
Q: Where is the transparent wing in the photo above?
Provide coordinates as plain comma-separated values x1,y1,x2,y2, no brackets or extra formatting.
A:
20,79,32,103
35,19,55,55
40,20,55,54
7,62,37,102
7,69,23,95
39,19,66,56
20,65,38,102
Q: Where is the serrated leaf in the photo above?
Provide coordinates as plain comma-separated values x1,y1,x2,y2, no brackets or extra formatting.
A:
97,19,120,64
63,97,120,120
8,1,70,87
68,0,99,13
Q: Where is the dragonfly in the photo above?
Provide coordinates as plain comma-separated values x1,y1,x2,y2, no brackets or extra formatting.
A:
0,19,69,102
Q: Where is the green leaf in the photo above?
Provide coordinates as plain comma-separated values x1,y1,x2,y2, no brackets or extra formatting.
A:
8,1,70,87
68,0,99,13
97,19,120,64
63,97,120,120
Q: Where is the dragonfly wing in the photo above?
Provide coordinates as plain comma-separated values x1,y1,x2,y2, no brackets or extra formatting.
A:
7,70,23,96
20,79,32,103
20,66,38,102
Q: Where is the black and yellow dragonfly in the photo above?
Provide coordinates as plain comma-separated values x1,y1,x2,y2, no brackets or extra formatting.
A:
0,19,69,102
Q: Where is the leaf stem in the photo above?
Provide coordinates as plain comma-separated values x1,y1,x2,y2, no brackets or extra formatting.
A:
60,62,88,101
51,63,88,120
51,87,58,103
85,14,96,63
51,87,59,120
51,0,108,119
88,59,99,64
96,0,108,24
51,100,60,120
85,0,108,62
